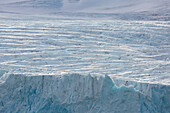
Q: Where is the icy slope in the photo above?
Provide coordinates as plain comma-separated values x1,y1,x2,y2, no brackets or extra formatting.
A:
0,73,170,113
0,0,63,14
0,0,169,14
62,0,170,13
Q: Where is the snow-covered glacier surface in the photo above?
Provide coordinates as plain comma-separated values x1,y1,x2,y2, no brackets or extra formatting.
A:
0,16,169,84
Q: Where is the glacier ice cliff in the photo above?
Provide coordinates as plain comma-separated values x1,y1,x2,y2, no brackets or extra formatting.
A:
0,73,170,113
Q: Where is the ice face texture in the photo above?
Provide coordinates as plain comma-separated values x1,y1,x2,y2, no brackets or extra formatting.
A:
0,73,170,113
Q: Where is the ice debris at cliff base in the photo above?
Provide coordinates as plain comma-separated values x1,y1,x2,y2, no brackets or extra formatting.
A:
0,73,170,113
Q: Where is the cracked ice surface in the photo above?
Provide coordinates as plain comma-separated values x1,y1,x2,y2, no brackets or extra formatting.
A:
0,15,169,85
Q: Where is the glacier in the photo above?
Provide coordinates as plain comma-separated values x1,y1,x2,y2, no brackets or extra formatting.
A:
0,0,170,113
0,14,170,113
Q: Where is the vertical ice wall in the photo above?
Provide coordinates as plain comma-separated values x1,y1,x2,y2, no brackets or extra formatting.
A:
0,73,170,113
